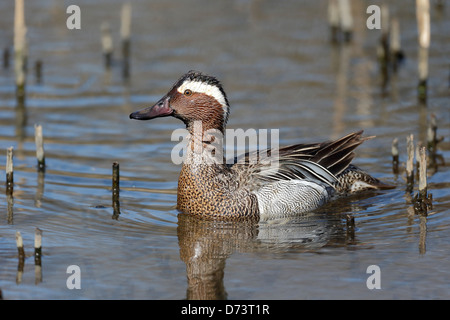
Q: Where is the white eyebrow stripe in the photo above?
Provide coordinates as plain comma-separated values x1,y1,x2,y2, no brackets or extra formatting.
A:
177,80,228,119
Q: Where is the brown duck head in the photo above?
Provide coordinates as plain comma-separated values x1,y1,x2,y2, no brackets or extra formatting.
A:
130,71,230,133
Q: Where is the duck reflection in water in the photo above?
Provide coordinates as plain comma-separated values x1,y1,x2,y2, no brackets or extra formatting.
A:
176,199,363,300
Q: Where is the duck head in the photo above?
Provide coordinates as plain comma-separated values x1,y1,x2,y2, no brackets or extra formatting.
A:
130,71,230,133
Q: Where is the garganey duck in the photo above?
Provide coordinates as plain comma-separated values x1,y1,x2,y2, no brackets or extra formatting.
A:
130,71,394,221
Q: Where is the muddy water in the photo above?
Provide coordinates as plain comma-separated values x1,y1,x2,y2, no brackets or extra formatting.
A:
0,1,449,299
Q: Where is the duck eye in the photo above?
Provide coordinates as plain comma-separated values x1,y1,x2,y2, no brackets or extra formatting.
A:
184,89,193,96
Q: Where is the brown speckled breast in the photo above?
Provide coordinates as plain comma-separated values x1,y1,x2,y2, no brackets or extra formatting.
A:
177,163,259,221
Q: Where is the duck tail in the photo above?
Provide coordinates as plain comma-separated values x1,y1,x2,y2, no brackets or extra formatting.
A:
335,164,395,194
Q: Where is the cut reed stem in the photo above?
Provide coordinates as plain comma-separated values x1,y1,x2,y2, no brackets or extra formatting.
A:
377,4,390,89
6,147,14,196
112,162,120,218
16,231,25,284
426,113,437,153
7,190,14,224
34,124,46,171
390,18,404,72
338,0,353,42
121,3,132,79
101,22,113,69
392,138,399,174
34,227,43,283
406,134,414,192
112,162,120,199
328,0,340,43
417,146,427,199
416,0,430,103
413,146,432,215
34,227,42,264
14,0,27,105
16,231,25,258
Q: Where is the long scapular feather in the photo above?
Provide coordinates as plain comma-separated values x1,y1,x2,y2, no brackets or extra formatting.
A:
260,159,337,187
289,160,337,186
234,131,374,189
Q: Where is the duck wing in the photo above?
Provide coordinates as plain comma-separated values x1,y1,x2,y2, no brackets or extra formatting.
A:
230,130,372,189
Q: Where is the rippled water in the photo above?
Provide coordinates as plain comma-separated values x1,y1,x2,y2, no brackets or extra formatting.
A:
0,0,449,299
